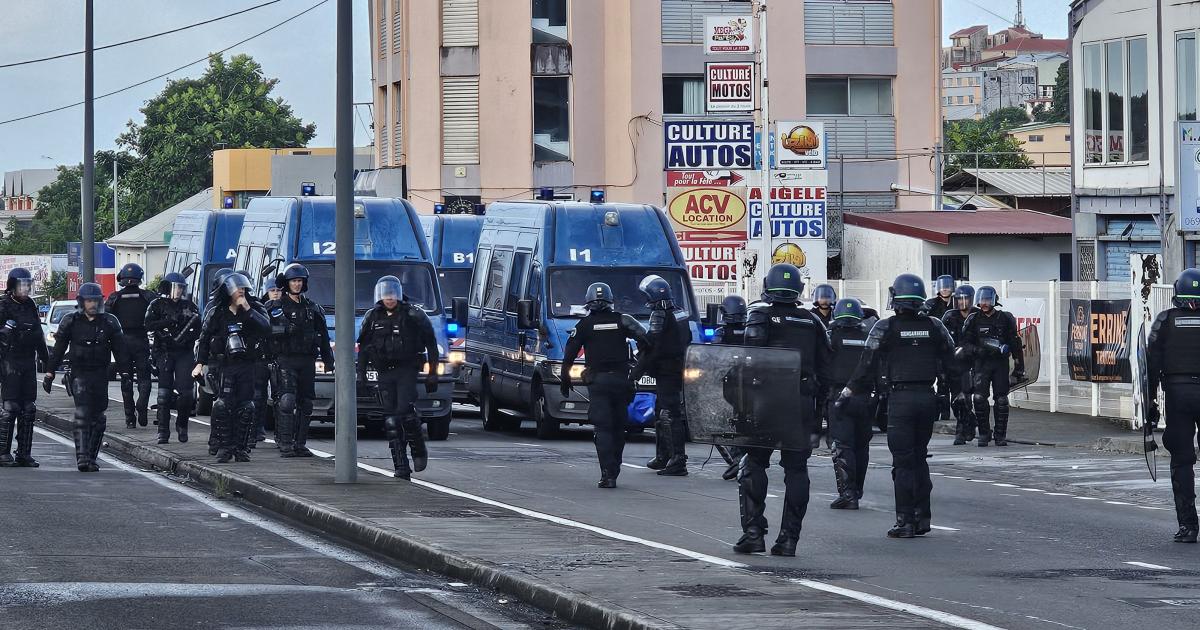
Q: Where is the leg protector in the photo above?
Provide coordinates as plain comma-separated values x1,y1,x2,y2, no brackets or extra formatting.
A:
88,414,107,463
234,402,256,458
211,399,232,460
648,413,672,469
830,448,858,509
120,376,136,427
385,415,411,478
276,392,297,455
15,402,37,464
175,386,192,443
993,396,1010,445
0,401,17,465
72,405,91,467
737,451,770,535
972,394,992,445
402,412,427,472
293,398,314,457
657,410,688,476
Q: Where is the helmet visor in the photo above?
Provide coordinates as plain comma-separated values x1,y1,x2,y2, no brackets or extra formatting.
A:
934,276,955,294
223,273,252,297
169,282,187,300
374,278,403,303
812,285,836,305
976,291,997,308
12,278,31,298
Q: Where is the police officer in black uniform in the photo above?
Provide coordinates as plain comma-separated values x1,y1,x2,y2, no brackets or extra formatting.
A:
106,264,157,429
961,286,1023,447
942,284,977,445
144,272,200,444
46,283,128,472
733,263,832,557
561,282,649,489
198,268,236,455
713,294,748,481
357,275,439,479
0,268,50,467
810,284,837,326
637,275,692,477
924,275,956,320
828,298,874,510
194,273,270,463
267,264,333,458
842,274,955,538
1146,268,1200,543
252,283,282,449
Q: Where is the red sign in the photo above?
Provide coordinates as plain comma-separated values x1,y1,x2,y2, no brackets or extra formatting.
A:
666,170,745,187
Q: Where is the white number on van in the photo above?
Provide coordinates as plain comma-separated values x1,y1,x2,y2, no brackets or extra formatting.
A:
451,252,475,264
569,248,592,262
312,241,336,255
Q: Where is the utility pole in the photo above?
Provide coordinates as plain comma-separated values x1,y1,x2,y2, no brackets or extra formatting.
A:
82,0,95,282
113,159,119,236
333,0,357,483
754,0,771,294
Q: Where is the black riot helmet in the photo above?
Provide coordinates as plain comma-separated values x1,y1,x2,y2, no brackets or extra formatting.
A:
77,282,105,315
832,298,865,327
210,268,235,300
762,263,804,304
159,272,188,300
374,275,404,305
222,272,253,300
934,275,956,298
117,263,145,287
889,273,927,313
6,267,33,298
584,282,614,312
953,284,975,311
812,283,837,308
719,295,747,324
638,275,674,308
975,285,1000,311
277,262,310,295
1173,268,1200,309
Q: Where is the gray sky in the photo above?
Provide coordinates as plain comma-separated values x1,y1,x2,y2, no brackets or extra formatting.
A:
0,0,373,177
942,0,1072,43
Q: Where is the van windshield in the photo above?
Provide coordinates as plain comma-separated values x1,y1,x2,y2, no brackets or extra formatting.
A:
436,269,472,309
304,262,440,314
548,268,692,319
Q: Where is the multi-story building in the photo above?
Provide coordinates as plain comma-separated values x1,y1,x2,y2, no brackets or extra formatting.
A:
211,147,373,209
1069,0,1198,280
1008,122,1072,167
942,68,984,120
370,0,940,215
943,24,988,68
1,168,58,226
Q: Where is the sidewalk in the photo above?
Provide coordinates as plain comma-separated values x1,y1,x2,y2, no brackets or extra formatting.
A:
32,388,938,630
933,406,1151,455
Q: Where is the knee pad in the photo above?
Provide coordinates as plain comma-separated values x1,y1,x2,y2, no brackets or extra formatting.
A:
3,401,20,416
237,402,256,421
994,396,1009,411
972,394,988,407
384,416,402,441
401,413,421,431
278,393,297,414
211,399,228,420
19,401,35,418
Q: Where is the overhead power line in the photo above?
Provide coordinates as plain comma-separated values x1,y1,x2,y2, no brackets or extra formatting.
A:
0,0,330,128
0,0,283,69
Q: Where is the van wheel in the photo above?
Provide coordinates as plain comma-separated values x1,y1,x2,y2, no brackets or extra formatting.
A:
480,373,505,431
427,417,451,441
532,385,558,440
196,386,213,416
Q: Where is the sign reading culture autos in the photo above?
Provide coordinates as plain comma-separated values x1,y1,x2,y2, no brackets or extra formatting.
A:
663,121,755,170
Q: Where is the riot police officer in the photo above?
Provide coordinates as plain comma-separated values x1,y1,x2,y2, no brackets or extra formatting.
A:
199,268,235,456
713,295,747,345
267,264,333,458
106,263,157,429
961,286,1023,447
1146,268,1200,543
357,276,439,479
193,273,270,463
636,275,692,477
810,284,837,326
0,268,50,467
942,285,978,445
924,275,956,320
561,283,649,489
842,274,955,538
261,284,283,445
46,283,127,472
144,273,200,444
734,263,832,557
828,298,874,510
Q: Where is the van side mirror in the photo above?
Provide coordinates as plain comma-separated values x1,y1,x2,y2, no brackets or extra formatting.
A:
181,265,195,279
260,264,276,278
705,303,721,327
517,299,537,330
451,297,469,325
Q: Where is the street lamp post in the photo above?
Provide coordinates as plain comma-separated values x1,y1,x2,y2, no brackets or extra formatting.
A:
333,0,357,483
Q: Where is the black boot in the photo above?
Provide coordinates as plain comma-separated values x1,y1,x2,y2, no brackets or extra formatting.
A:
597,475,616,489
1175,497,1199,543
993,397,1010,446
951,396,968,445
974,396,992,446
887,514,916,539
657,454,688,476
404,415,428,472
733,528,766,554
276,409,297,458
646,416,671,469
770,535,798,557
156,405,171,444
0,406,16,467
391,441,412,479
830,451,859,510
175,411,189,443
137,406,149,427
14,408,38,467
293,410,314,457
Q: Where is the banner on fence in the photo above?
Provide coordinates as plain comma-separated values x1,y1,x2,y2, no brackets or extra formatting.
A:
1005,297,1048,384
1067,299,1132,383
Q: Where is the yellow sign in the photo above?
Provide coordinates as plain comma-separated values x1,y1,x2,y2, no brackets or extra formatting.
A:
771,242,807,268
666,186,748,234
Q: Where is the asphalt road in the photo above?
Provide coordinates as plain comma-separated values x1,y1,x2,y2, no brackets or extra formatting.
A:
0,428,571,630
104,382,1200,630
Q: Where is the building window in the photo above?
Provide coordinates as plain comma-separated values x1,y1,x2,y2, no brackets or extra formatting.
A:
1021,75,1035,85
1028,134,1044,142
533,76,570,162
1083,37,1147,165
663,76,705,115
1178,32,1197,121
956,95,964,104
807,77,892,115
931,255,969,281
968,94,975,104
532,0,567,44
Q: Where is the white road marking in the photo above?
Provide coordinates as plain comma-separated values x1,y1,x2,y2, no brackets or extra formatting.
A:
620,462,647,469
1124,561,1173,571
1073,496,1102,500
930,525,960,532
1104,501,1132,505
792,580,1006,630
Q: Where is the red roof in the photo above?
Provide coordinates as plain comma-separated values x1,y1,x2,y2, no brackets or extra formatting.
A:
843,210,1072,245
950,25,987,38
985,38,1069,54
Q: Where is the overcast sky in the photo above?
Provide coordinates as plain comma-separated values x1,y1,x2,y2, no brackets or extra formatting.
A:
1,0,1074,179
0,0,372,178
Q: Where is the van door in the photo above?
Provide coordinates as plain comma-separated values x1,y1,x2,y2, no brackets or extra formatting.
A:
480,248,513,402
504,251,532,402
464,247,492,393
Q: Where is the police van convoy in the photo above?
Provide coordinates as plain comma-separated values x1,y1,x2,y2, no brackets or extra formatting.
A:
419,213,485,403
233,196,457,440
459,201,702,440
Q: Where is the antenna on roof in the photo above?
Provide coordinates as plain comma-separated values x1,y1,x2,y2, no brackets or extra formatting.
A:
1015,0,1025,28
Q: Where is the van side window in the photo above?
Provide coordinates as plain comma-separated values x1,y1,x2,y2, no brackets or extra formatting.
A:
506,252,531,313
469,248,491,307
483,250,513,312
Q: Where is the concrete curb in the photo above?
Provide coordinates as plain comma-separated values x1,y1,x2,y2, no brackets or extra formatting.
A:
931,420,1156,455
36,410,676,630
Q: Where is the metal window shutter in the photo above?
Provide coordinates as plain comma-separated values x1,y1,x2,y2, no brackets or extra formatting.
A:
393,85,403,163
442,77,479,164
392,0,403,54
804,1,893,46
1103,241,1158,280
379,8,387,59
442,0,479,47
379,122,390,167
661,0,751,45
809,116,896,157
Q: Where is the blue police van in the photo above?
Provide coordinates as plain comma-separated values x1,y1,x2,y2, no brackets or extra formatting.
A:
420,214,485,403
460,201,700,439
164,209,246,311
234,196,456,439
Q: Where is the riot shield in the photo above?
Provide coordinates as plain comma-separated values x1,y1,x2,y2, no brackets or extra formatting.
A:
1136,328,1157,481
1009,325,1041,390
683,344,810,450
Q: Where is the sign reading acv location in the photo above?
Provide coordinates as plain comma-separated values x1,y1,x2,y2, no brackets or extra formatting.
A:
665,171,748,281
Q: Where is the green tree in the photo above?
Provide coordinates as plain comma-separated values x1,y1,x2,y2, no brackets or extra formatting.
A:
117,53,316,225
1034,63,1070,123
42,271,68,300
943,107,1033,176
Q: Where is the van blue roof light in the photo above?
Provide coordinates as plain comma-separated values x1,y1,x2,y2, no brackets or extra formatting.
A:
223,195,235,209
590,189,605,203
434,203,446,214
473,203,486,215
300,182,316,196
537,187,555,201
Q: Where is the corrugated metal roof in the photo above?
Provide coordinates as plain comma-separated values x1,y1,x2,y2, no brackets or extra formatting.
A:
944,168,1071,197
985,38,1069,54
107,188,212,246
949,25,987,38
844,209,1071,245
3,168,59,197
